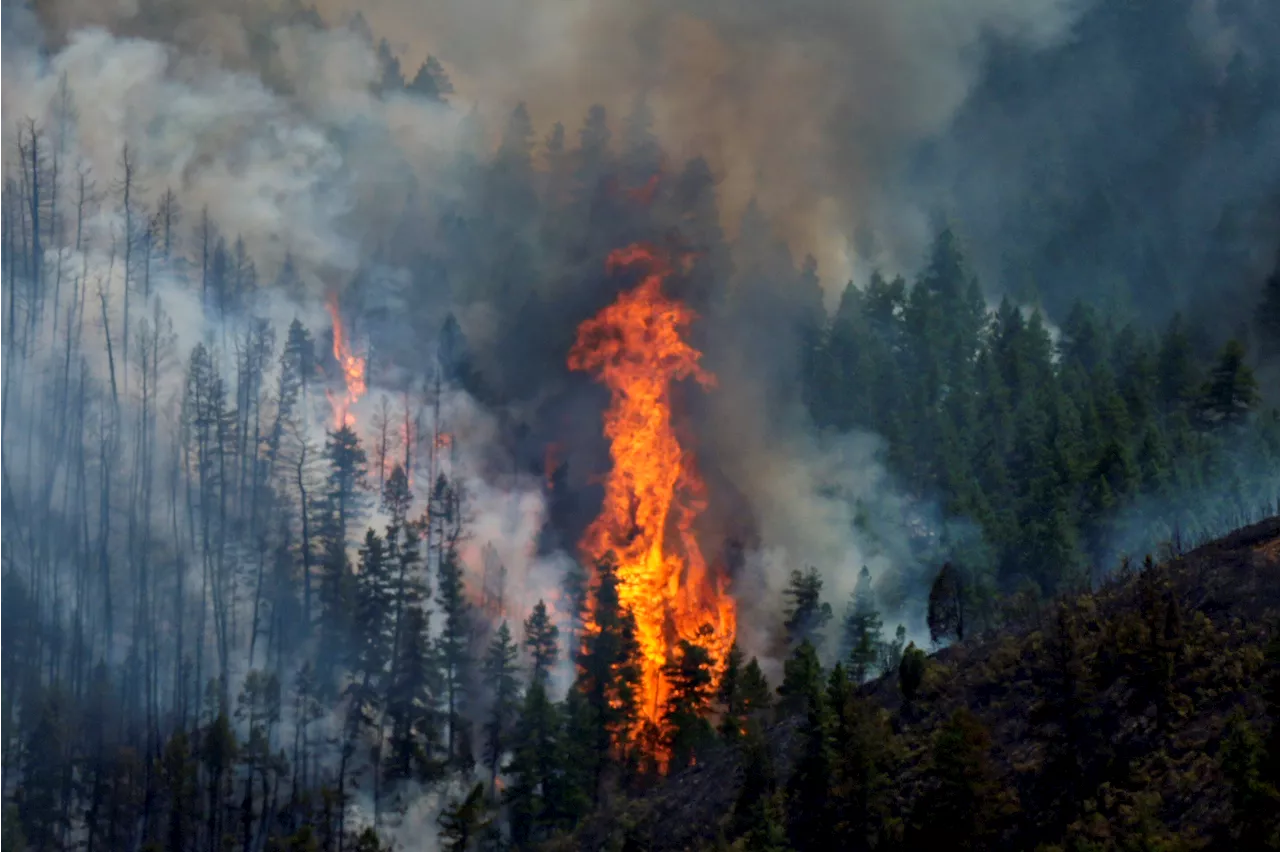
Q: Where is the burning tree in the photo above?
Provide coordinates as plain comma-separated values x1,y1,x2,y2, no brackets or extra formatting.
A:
568,243,737,736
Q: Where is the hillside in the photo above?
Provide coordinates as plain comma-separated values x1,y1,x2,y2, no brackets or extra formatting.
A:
558,516,1280,852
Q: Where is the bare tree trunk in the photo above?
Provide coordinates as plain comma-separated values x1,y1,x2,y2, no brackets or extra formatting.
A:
118,144,134,400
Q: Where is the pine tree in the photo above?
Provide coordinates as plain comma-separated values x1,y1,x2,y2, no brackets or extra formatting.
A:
438,542,474,767
383,605,442,784
1038,601,1101,828
910,709,1013,850
350,530,393,686
407,56,454,102
843,566,884,682
718,643,746,742
662,640,717,770
574,554,642,794
732,720,787,850
777,640,823,718
927,562,967,645
830,691,894,852
898,643,927,705
739,656,774,720
316,425,368,690
1198,339,1259,429
324,424,369,548
782,568,833,650
1219,708,1278,851
481,622,521,790
505,678,562,847
523,600,560,687
785,682,833,852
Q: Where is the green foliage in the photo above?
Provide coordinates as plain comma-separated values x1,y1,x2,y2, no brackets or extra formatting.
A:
785,687,833,852
663,640,717,770
482,621,522,787
910,708,1016,850
575,554,643,792
782,568,833,650
777,640,823,718
805,229,1280,596
843,566,885,682
523,599,561,687
1219,709,1279,850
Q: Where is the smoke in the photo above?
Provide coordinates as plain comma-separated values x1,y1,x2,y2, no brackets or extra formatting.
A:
315,0,1095,288
10,0,1252,672
4,1,1279,846
22,0,1097,295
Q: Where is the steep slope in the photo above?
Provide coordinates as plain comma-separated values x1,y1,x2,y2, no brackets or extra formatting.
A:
557,515,1280,851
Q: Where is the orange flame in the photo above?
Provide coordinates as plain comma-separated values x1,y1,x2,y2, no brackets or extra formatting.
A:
568,243,736,728
326,296,367,430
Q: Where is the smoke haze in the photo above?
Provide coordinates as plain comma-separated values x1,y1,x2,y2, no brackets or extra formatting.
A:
3,0,1279,844
16,0,1089,291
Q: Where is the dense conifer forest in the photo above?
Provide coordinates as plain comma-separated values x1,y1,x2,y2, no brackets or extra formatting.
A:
2,0,1279,850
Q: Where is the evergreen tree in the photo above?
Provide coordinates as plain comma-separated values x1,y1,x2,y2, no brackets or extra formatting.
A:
1198,339,1259,429
785,683,833,852
718,643,746,742
927,562,966,645
324,424,369,547
782,568,833,650
1219,709,1278,851
777,640,824,718
505,678,562,847
1038,601,1101,828
733,720,789,851
740,656,774,716
843,566,884,682
481,622,521,790
407,56,454,102
910,709,1013,850
523,600,560,687
350,530,393,686
438,542,474,767
383,605,441,784
662,640,717,770
316,425,368,688
898,643,927,705
830,692,894,852
574,554,642,796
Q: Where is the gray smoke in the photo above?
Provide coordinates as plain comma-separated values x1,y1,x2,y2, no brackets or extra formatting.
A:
20,0,1095,295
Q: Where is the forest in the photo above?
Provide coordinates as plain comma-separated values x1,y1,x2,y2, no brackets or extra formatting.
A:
2,0,1280,850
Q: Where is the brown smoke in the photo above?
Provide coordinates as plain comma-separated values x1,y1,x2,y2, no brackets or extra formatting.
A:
29,0,1089,296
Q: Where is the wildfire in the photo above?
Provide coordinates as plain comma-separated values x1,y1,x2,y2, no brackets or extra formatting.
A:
568,243,736,727
326,295,367,430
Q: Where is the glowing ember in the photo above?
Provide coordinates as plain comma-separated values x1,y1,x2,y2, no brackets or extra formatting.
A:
569,243,736,727
326,295,367,430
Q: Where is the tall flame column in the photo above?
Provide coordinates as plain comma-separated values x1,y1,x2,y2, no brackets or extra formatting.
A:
569,244,736,726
